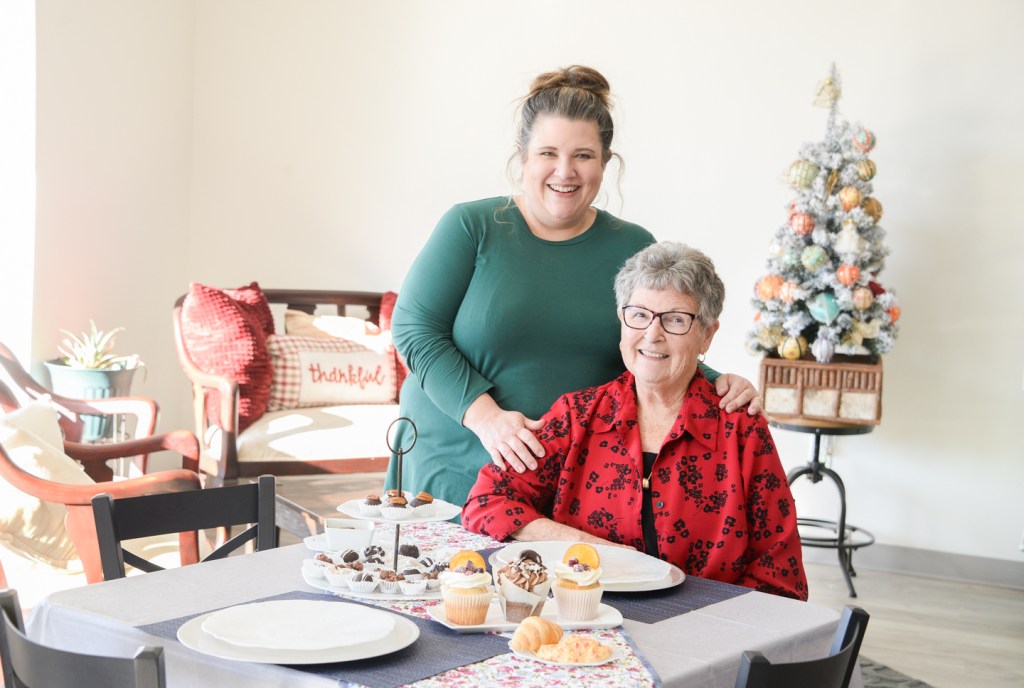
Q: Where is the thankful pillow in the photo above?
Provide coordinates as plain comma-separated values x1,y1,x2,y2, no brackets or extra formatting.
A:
0,400,92,568
266,335,398,411
179,282,274,432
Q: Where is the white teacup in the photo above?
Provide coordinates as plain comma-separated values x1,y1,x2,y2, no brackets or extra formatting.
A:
324,518,375,551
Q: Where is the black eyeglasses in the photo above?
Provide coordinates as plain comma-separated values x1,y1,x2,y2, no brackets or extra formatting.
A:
621,305,698,335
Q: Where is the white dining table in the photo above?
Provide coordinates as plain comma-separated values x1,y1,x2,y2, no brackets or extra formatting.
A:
26,522,862,688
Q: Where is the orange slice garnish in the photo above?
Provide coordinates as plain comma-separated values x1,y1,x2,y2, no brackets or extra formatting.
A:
449,550,486,571
563,543,600,568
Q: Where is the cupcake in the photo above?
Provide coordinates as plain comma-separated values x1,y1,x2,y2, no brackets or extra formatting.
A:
359,493,383,517
380,495,412,521
494,548,551,622
378,569,405,594
439,551,492,625
347,571,378,594
302,558,326,579
552,543,604,621
408,491,435,516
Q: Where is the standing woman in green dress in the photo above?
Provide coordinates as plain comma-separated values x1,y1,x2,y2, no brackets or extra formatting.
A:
387,65,762,508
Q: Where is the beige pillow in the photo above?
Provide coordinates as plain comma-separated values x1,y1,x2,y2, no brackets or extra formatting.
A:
284,309,383,344
0,400,92,568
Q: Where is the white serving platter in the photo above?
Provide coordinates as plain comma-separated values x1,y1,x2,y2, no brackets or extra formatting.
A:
337,498,461,524
303,570,442,601
492,542,685,592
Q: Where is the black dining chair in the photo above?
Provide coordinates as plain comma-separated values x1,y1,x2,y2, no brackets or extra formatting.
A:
734,605,869,688
1,588,166,688
91,475,277,581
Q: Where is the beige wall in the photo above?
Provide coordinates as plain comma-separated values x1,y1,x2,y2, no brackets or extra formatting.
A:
28,0,1024,567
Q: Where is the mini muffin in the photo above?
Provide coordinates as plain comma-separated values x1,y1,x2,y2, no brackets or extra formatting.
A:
380,495,412,521
359,493,383,517
347,571,378,594
440,550,492,625
552,543,604,621
408,491,435,516
378,569,405,594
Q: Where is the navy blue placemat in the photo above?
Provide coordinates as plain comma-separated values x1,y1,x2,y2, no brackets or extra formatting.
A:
603,575,751,624
138,590,511,688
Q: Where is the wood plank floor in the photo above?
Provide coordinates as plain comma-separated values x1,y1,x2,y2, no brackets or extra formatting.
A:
273,473,1024,688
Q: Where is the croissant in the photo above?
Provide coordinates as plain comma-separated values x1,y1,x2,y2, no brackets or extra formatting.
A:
510,616,563,652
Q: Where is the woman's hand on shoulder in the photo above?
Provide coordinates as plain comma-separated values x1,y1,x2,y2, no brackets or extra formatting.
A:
715,373,763,416
463,394,545,473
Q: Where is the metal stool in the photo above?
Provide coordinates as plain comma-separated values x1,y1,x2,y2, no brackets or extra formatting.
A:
769,418,876,597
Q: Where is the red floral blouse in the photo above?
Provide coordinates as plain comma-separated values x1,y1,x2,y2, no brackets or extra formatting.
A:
462,370,808,600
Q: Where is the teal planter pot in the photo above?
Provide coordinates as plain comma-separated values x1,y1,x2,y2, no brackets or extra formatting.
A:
44,361,138,442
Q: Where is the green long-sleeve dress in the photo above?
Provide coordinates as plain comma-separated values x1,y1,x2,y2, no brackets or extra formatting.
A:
386,197,672,508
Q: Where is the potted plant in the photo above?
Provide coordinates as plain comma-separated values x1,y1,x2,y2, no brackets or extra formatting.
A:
44,321,144,441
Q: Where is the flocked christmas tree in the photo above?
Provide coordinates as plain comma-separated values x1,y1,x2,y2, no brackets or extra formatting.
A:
748,65,901,363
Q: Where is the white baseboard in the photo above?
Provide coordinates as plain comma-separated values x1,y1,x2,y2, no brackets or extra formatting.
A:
803,543,1024,590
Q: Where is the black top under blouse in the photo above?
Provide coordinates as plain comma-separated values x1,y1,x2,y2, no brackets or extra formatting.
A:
641,451,660,558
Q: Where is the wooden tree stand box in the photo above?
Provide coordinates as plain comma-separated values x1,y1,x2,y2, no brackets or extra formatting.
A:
759,356,883,426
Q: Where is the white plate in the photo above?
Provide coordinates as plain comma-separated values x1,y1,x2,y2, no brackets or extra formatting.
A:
178,608,419,664
494,541,671,586
303,570,442,601
511,644,624,667
427,598,622,633
337,498,461,523
200,600,395,651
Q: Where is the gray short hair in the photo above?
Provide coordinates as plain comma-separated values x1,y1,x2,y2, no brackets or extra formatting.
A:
614,242,725,324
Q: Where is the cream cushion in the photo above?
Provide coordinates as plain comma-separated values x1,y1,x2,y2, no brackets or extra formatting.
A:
0,399,91,567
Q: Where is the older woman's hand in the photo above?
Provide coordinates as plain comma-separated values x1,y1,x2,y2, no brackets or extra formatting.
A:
715,373,763,415
463,393,545,473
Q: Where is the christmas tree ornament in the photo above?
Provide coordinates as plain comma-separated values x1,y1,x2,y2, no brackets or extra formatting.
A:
758,325,784,348
778,335,808,360
756,274,784,300
836,264,861,286
825,168,840,195
868,280,886,296
779,281,801,303
888,305,901,323
861,197,883,223
839,186,862,212
789,212,815,236
811,336,835,363
780,251,801,268
813,76,841,108
801,245,829,271
857,159,876,180
841,217,859,232
808,292,840,324
834,224,865,255
852,286,875,311
788,160,819,189
854,128,876,153
768,240,785,257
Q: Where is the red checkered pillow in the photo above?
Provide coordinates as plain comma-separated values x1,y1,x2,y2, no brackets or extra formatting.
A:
266,335,398,411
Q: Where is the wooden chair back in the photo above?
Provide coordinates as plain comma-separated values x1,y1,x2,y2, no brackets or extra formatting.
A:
92,475,277,581
734,605,869,688
0,339,158,477
1,588,166,687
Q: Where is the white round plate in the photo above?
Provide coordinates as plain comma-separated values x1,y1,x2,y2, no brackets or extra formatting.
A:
490,544,684,592
201,600,395,650
511,644,624,667
303,570,442,601
178,608,418,664
427,598,622,633
337,498,461,523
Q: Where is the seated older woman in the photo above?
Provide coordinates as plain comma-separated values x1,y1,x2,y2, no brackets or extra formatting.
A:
463,242,807,600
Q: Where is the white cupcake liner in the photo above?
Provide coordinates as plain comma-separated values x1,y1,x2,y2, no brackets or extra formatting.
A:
302,559,326,579
380,506,412,521
358,502,382,517
442,587,492,626
410,502,435,517
399,579,428,596
497,575,551,622
347,577,379,594
424,577,442,591
378,578,402,594
552,583,603,621
324,567,352,588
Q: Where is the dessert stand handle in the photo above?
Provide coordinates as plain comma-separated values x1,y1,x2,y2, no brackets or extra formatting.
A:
386,417,417,573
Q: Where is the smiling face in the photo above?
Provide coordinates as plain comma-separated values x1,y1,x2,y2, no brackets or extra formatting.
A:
619,288,719,395
519,115,607,239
